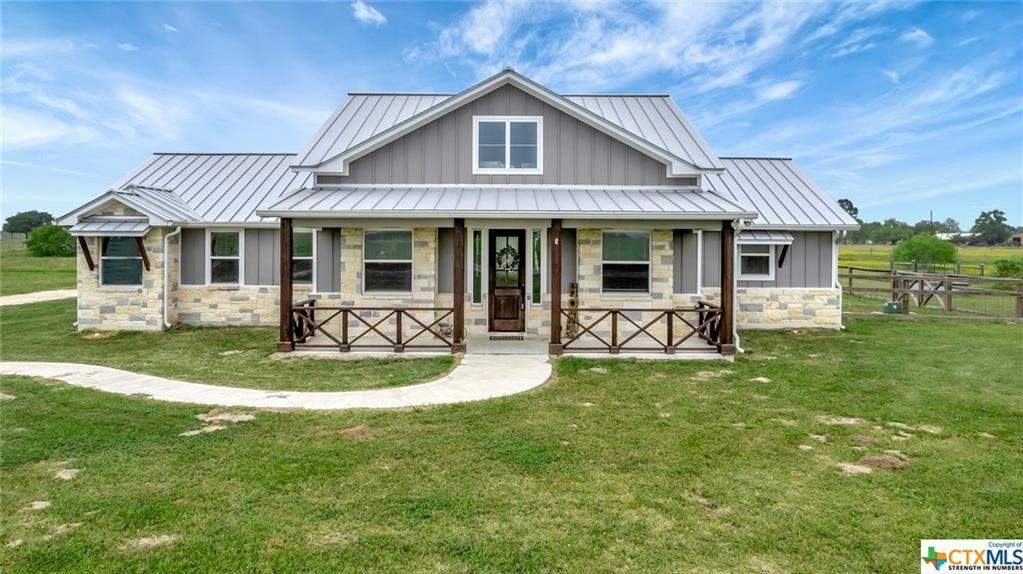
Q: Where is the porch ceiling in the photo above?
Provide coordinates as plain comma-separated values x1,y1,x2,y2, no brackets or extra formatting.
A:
256,185,757,220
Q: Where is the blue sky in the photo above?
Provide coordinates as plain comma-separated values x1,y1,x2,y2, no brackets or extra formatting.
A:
3,1,1021,226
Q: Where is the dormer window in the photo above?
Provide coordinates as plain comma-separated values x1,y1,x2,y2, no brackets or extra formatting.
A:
472,116,542,175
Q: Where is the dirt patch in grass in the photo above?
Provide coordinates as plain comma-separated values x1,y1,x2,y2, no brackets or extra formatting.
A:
837,462,873,475
586,367,608,374
798,444,814,451
54,468,80,481
850,435,877,446
859,455,907,470
749,376,772,383
692,369,733,381
686,491,722,512
125,534,179,550
26,501,50,511
126,393,152,400
810,434,828,443
196,409,255,423
0,392,16,401
42,523,82,540
978,432,996,439
817,415,864,426
179,425,225,437
341,425,370,439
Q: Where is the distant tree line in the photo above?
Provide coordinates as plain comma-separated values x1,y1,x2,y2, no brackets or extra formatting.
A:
838,201,1019,246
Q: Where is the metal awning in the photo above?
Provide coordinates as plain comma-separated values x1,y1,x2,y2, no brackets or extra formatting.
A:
738,230,794,244
257,185,758,220
69,218,150,237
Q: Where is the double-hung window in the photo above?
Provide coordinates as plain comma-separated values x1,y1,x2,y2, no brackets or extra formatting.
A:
209,231,241,284
100,237,143,286
473,116,542,174
602,232,650,293
292,231,314,284
739,244,774,280
364,230,412,293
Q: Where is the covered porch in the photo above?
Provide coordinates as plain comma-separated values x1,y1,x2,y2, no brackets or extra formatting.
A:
257,185,753,358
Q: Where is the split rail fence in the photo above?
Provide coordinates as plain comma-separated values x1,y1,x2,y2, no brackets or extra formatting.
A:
840,266,1023,318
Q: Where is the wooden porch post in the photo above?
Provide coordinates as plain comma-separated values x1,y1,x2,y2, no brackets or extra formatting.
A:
719,220,736,355
549,218,563,355
452,218,466,353
277,217,294,352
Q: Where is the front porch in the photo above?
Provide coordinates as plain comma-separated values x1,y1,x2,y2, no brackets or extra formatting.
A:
273,217,738,358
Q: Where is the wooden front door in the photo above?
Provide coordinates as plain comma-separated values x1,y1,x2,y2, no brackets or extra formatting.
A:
488,229,526,332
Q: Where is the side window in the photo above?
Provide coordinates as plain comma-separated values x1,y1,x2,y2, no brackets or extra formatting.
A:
739,244,774,279
363,230,412,292
602,232,650,293
293,231,314,284
101,237,143,286
209,231,241,284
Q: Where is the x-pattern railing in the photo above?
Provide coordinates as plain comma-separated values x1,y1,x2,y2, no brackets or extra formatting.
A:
561,302,723,354
291,300,454,352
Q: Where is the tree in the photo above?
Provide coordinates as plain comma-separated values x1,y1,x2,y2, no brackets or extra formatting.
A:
943,218,961,233
891,234,957,266
838,199,861,223
3,210,53,234
871,218,913,245
25,225,74,257
971,210,1012,245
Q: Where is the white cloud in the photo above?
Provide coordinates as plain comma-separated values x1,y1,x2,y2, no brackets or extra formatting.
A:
1,106,102,149
117,43,139,51
962,9,979,22
351,1,386,26
882,70,900,84
757,80,802,101
117,90,191,138
1,159,97,178
899,27,934,47
2,38,75,57
163,24,178,32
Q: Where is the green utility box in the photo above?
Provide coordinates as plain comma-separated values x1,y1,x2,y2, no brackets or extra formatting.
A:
884,301,904,314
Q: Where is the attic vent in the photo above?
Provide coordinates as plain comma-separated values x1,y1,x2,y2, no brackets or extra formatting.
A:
675,177,698,186
316,174,346,185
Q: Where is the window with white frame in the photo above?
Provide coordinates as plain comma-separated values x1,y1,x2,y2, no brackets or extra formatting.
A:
739,244,774,280
293,231,314,284
209,231,241,284
364,230,412,292
473,116,542,174
100,237,143,286
602,231,649,293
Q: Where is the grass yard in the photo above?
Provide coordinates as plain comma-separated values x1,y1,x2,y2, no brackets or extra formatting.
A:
0,299,455,392
0,239,77,296
2,315,1021,572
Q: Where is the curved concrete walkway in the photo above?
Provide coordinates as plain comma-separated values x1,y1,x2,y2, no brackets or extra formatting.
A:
0,289,76,307
0,355,551,410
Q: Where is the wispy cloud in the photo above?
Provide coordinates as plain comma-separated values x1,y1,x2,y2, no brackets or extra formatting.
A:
351,1,386,26
899,27,934,47
117,43,139,51
1,159,97,178
757,80,802,101
163,24,178,32
1,106,103,149
882,70,900,84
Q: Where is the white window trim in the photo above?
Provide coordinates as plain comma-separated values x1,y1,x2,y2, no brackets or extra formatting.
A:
472,116,543,175
468,228,485,305
206,228,244,286
738,243,776,281
527,228,547,306
600,230,651,294
99,236,144,288
292,228,316,287
362,229,414,295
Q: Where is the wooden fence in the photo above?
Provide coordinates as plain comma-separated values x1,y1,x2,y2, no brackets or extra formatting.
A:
560,302,724,354
840,266,1023,318
290,300,456,352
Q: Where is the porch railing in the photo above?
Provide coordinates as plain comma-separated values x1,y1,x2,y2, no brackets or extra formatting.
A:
290,299,456,353
560,301,723,354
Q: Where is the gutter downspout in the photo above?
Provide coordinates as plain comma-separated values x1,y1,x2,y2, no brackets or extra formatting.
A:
834,230,847,330
163,226,181,329
732,218,748,354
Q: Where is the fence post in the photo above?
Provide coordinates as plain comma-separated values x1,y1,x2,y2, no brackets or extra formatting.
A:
902,278,910,314
610,311,619,354
665,311,674,354
340,310,349,352
1017,283,1023,318
943,274,952,311
890,262,897,303
954,262,961,275
847,266,853,289
979,263,985,277
918,276,925,308
911,260,918,272
394,311,404,353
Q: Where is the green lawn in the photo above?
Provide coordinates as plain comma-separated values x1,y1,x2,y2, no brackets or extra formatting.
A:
839,243,1018,275
0,299,455,392
2,316,1020,572
0,238,76,296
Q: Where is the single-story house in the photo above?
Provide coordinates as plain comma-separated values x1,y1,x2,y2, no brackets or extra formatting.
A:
59,69,858,357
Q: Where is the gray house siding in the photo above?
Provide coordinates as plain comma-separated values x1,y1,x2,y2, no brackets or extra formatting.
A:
338,85,676,186
552,228,577,289
673,230,700,294
316,228,341,292
181,228,205,285
701,231,834,288
437,228,454,294
244,229,280,286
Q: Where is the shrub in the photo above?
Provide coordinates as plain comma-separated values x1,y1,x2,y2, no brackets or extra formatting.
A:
891,234,957,266
25,225,75,257
993,258,1023,279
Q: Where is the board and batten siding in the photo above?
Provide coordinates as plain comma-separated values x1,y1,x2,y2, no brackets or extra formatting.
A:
337,85,676,186
701,231,834,289
180,227,340,291
672,230,700,294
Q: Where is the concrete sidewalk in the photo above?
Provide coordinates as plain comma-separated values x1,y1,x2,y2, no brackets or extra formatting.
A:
0,354,551,410
0,289,76,307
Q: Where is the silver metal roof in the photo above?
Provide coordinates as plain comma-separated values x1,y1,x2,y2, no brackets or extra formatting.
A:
111,154,312,224
295,88,723,171
258,185,755,220
705,158,859,229
69,218,150,237
114,185,203,223
738,229,794,244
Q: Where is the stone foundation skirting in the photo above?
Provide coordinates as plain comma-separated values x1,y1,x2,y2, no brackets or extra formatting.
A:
736,287,842,329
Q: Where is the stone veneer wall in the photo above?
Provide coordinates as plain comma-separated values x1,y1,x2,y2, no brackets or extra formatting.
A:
698,287,843,329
